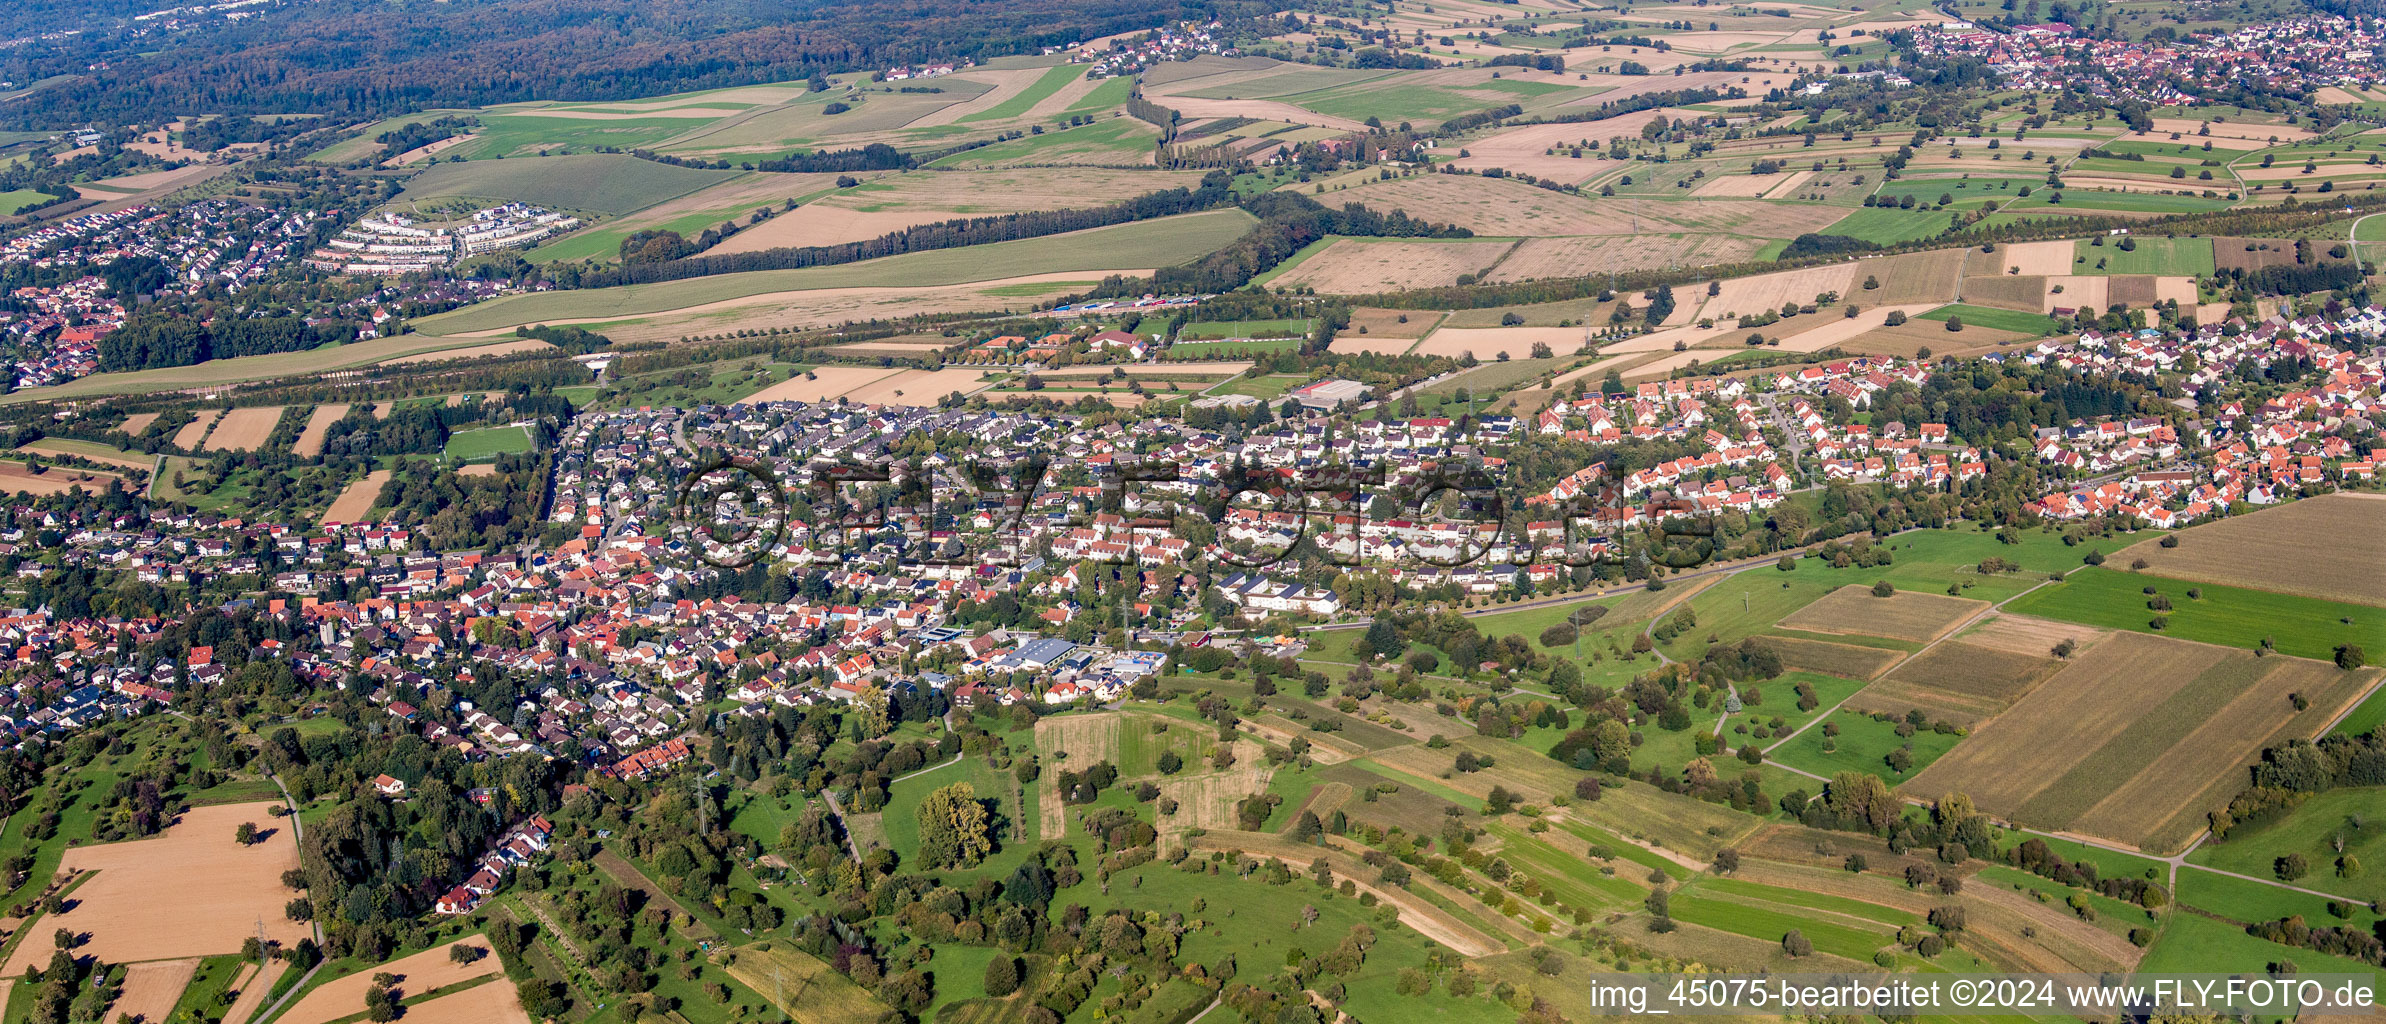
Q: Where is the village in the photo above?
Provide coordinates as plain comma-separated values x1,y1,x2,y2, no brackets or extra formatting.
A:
1912,15,2386,104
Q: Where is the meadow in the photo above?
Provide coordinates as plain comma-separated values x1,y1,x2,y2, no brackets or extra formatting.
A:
2186,787,2386,905
2070,235,2216,276
1917,303,2064,335
2007,566,2384,663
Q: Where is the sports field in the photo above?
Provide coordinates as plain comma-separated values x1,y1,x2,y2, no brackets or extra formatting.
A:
444,425,534,460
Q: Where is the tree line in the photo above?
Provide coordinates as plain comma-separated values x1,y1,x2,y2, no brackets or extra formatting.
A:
99,313,359,372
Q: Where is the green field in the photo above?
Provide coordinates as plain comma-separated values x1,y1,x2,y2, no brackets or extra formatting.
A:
1177,318,1313,339
1768,707,1962,785
1918,302,2064,335
444,425,534,461
963,66,1084,122
2333,682,2386,738
1820,206,1956,245
420,209,1257,334
927,117,1161,168
395,153,740,215
0,189,56,214
2004,189,2230,214
2070,235,2216,276
1870,176,2039,209
2139,908,2383,983
2007,567,2385,663
2187,787,2386,906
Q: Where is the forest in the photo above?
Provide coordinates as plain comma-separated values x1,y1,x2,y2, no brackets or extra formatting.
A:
0,0,1250,126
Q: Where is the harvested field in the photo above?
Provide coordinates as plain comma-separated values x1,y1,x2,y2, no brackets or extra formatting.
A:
1155,763,1273,830
1270,238,1514,293
383,339,553,365
384,980,530,1024
1345,307,1440,338
3,802,306,976
1488,233,1771,281
1960,274,2047,311
739,366,900,404
1958,614,2107,657
1683,264,1855,326
1033,713,1122,836
1839,320,2026,358
0,462,127,496
2113,493,2386,607
1444,109,1687,184
2071,657,2378,851
279,938,501,1024
293,404,350,457
2155,276,2197,306
1755,635,1902,680
1409,325,1583,360
1326,336,1415,355
2105,275,2155,306
323,469,391,524
2040,275,2108,314
14,440,151,471
119,412,160,435
113,959,199,1024
1772,304,1946,353
445,270,1166,345
901,68,1046,128
2212,236,2301,272
1864,248,1970,305
173,410,222,450
1999,240,2077,276
2151,117,2314,144
204,406,284,452
1692,172,1793,197
1777,586,1986,644
223,961,285,1024
709,167,1202,253
839,367,998,406
457,464,498,478
1905,632,2219,815
1872,641,2065,716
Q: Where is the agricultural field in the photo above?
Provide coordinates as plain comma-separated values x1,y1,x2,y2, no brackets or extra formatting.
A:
706,167,1204,254
1906,632,2377,852
2110,494,2386,607
1,802,308,975
395,153,741,215
2008,565,2384,663
418,210,1257,336
1775,586,1987,645
1267,237,1516,294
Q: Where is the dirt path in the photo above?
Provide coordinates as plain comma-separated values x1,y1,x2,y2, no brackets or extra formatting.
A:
1186,831,1506,957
